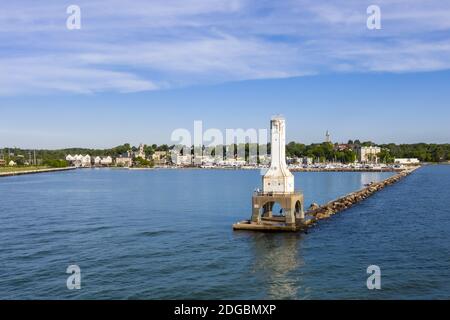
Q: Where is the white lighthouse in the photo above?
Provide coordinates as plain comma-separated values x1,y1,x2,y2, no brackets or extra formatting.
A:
233,116,305,231
263,116,294,194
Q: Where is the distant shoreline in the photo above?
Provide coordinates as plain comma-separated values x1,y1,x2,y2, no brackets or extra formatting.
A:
151,165,418,172
118,165,416,173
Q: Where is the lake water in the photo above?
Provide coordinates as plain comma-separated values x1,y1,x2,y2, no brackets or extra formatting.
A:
1,166,449,300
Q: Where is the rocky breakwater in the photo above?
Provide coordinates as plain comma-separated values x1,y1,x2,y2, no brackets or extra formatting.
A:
303,167,419,228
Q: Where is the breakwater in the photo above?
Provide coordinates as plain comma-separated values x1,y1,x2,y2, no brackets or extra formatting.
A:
0,166,76,177
303,167,419,228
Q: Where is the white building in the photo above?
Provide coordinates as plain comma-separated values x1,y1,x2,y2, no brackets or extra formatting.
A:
172,154,192,166
93,156,113,166
193,155,215,166
101,156,113,166
94,156,102,165
74,154,83,167
394,158,420,165
115,155,132,167
356,146,381,163
303,157,313,165
81,155,91,167
216,158,247,167
262,116,294,193
66,154,91,167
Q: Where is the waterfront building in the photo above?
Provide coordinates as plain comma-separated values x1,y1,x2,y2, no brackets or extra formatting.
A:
115,153,133,167
72,154,83,167
356,146,381,163
92,156,113,166
303,157,314,165
218,158,247,167
135,143,146,159
394,158,420,165
0,159,6,166
202,156,216,166
152,151,168,165
75,155,81,166
81,155,91,167
9,160,16,166
289,157,304,165
174,154,192,166
66,154,91,167
193,155,215,166
94,156,102,165
101,156,113,166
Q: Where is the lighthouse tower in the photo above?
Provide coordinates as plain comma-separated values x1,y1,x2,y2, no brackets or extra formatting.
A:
263,116,294,194
234,115,306,231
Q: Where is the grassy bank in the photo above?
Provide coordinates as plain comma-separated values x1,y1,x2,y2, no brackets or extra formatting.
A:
0,166,75,177
0,166,51,173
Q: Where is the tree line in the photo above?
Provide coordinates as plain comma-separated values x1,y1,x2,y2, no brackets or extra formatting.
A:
286,141,450,163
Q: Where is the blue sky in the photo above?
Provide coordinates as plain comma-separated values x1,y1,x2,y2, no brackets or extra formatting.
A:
0,0,449,148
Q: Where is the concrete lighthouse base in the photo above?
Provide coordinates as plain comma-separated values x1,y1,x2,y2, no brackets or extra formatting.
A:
233,192,306,232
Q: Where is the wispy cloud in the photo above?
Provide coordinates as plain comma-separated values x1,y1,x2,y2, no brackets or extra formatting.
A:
0,56,158,95
0,0,449,95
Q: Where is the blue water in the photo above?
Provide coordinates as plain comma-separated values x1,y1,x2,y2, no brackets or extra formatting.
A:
0,166,449,300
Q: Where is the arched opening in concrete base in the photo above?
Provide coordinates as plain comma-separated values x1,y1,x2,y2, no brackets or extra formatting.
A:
295,200,304,220
261,201,287,220
259,201,287,221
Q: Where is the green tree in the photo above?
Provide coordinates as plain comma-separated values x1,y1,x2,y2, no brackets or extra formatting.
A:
378,149,394,163
134,157,153,167
43,159,68,168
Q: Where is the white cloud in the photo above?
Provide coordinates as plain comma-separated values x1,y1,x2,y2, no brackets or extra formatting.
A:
0,57,158,95
0,0,449,95
77,35,308,79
